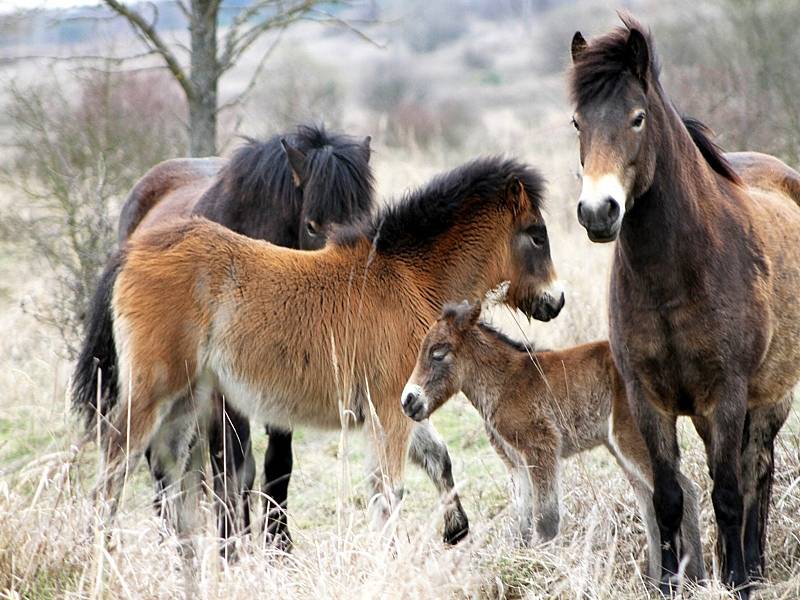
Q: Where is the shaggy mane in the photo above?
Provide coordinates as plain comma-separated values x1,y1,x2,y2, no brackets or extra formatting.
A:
332,156,545,254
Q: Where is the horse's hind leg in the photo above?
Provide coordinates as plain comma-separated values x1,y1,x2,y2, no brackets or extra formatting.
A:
209,394,256,560
740,396,792,580
407,420,469,544
262,425,293,550
363,406,411,541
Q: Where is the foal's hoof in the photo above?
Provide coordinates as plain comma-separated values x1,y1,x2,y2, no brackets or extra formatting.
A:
658,574,680,597
443,509,469,545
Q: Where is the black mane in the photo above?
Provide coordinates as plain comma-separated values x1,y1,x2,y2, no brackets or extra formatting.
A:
682,117,742,185
333,156,545,254
569,14,660,108
477,322,540,354
194,123,374,244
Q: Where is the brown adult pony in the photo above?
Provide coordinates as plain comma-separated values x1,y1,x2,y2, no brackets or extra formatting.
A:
75,157,564,549
570,16,800,597
75,124,376,553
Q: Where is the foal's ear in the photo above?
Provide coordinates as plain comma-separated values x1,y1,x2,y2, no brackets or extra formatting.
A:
625,28,649,84
362,136,372,163
281,138,307,187
446,300,481,333
571,32,587,63
506,177,528,215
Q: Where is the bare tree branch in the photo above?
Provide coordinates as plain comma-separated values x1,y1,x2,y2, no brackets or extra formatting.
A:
216,27,286,114
101,0,194,99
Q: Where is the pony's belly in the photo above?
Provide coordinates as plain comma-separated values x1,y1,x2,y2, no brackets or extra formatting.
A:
217,373,346,430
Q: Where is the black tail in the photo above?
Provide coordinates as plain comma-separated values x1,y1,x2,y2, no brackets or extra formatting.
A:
71,250,125,432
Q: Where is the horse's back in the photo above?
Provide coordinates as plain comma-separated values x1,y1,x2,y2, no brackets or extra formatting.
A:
733,155,800,407
727,151,800,209
118,157,225,243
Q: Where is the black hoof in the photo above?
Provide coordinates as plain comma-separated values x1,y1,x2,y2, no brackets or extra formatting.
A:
264,528,293,553
443,513,469,545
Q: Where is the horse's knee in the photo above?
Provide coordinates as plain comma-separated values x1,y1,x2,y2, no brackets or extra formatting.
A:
653,476,684,533
711,480,744,532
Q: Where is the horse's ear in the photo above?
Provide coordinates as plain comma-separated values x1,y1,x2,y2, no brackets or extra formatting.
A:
281,138,306,187
625,28,649,83
506,176,528,215
571,32,587,63
446,300,481,333
362,136,372,163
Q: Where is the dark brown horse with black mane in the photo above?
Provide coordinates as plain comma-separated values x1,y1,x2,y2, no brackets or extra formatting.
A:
73,156,564,557
74,124,382,553
570,15,800,597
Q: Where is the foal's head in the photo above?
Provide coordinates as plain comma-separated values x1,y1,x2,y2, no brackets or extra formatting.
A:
282,125,374,249
569,15,659,242
401,300,483,421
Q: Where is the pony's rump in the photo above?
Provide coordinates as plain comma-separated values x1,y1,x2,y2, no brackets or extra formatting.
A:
71,249,126,432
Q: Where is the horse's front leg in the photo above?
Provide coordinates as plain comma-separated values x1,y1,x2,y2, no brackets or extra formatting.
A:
407,420,469,544
517,421,561,544
706,378,749,598
628,380,684,593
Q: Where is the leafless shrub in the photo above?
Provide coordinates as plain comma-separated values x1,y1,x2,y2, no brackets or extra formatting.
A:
0,67,186,356
247,48,345,132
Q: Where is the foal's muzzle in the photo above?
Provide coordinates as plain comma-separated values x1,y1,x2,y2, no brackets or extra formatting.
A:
577,197,622,242
401,383,429,422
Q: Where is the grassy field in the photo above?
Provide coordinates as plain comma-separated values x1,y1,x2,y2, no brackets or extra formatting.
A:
2,2,800,598
0,162,798,598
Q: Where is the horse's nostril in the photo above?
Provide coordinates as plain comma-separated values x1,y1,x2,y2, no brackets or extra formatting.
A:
403,392,416,408
577,200,586,222
606,198,620,221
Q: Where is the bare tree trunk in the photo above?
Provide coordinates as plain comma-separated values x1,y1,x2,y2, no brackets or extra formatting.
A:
189,0,219,157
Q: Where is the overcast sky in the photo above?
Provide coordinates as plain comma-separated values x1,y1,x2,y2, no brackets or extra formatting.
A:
0,0,101,13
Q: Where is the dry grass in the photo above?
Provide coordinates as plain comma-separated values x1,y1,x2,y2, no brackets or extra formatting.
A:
1,158,798,598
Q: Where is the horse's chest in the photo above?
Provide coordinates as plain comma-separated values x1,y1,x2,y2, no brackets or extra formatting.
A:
611,303,726,415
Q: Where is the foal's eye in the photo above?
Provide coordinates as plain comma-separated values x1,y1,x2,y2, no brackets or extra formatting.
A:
571,116,581,133
431,346,449,362
631,111,646,131
306,220,321,236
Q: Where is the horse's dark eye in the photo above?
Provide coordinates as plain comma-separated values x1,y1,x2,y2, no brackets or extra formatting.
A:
530,232,546,248
632,112,646,130
526,225,546,248
306,220,320,236
571,116,581,132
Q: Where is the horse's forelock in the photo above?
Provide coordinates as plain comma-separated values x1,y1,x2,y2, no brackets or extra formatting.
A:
570,15,660,107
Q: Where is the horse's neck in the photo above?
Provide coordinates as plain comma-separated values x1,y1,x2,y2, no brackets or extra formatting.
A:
460,334,519,420
617,103,721,285
411,221,510,311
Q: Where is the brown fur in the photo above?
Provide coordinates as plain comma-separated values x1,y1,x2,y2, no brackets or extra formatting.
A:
571,15,800,595
402,301,705,580
97,159,562,542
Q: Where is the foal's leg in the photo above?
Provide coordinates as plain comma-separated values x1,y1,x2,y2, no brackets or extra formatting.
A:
740,397,791,580
407,420,469,544
628,384,685,592
262,425,293,550
516,420,561,543
208,394,255,559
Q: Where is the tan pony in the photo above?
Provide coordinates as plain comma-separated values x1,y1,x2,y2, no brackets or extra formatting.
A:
74,157,565,543
401,301,706,581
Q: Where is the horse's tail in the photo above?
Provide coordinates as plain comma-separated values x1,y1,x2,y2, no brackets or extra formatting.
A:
71,249,125,432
